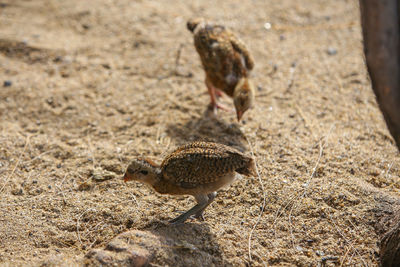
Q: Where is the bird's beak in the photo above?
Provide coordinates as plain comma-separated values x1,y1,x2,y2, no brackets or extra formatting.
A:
123,172,130,182
237,110,243,121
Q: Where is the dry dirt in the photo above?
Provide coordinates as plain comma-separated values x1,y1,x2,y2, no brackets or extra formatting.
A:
1,0,400,266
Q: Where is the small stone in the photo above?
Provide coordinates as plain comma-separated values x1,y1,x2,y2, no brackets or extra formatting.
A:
264,22,272,30
92,168,116,182
3,80,12,87
57,163,62,168
11,188,24,196
82,23,91,30
279,35,286,41
78,181,93,191
327,47,337,55
53,56,63,62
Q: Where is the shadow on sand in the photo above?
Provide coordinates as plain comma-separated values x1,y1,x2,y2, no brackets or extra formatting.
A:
166,108,248,152
140,220,224,266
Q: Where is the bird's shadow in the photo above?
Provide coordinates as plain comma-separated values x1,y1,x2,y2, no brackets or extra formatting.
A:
166,108,248,152
141,220,223,266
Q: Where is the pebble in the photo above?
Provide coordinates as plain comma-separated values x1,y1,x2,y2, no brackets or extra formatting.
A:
327,47,337,55
264,22,272,30
3,80,12,87
316,250,325,256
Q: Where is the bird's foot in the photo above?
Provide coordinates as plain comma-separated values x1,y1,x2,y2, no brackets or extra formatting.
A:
169,215,187,225
209,102,234,115
193,212,205,221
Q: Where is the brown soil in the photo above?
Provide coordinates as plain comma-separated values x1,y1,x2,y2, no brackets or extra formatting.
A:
1,0,399,266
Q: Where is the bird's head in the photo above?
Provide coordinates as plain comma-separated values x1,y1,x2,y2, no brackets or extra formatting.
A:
123,158,160,185
187,18,205,33
233,78,255,121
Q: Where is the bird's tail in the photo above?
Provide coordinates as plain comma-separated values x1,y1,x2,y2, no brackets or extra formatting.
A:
187,18,204,33
237,157,257,177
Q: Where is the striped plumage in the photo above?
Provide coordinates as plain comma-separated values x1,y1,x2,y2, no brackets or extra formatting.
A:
187,18,255,121
123,141,256,224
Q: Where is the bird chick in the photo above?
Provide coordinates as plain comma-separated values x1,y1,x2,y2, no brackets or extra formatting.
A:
124,141,256,224
187,18,255,121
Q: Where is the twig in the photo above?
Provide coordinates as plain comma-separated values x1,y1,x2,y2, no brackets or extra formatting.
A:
272,193,298,240
86,135,97,170
0,135,31,193
385,160,394,178
175,43,184,73
129,192,140,208
55,174,68,205
319,256,339,267
285,62,297,93
172,43,192,78
245,136,267,264
287,124,335,249
340,245,352,266
295,104,314,138
328,212,367,266
23,149,55,164
76,208,95,246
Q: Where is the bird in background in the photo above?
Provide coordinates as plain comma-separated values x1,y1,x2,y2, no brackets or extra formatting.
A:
123,141,256,224
187,18,255,121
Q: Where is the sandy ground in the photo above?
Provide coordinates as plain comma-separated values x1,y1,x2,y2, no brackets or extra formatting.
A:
0,0,400,266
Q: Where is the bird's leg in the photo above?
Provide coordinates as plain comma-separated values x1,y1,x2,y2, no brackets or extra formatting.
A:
215,90,224,98
169,195,209,225
194,192,217,221
205,78,231,114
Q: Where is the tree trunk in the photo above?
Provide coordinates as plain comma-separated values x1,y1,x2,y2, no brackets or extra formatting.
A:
360,0,400,150
359,0,400,266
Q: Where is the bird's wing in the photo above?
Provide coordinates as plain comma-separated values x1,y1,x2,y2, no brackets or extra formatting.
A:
229,33,255,71
161,142,246,188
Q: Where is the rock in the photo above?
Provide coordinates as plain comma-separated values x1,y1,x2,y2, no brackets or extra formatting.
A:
84,230,154,267
380,210,400,266
85,248,149,267
84,228,220,266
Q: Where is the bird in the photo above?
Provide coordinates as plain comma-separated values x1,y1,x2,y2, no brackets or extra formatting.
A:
187,18,255,121
123,141,256,224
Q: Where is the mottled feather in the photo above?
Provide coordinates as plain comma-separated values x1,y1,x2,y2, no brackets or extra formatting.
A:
189,19,254,96
161,142,254,188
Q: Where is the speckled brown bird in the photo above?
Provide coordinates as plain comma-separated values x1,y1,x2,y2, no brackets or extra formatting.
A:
187,18,255,121
123,141,256,224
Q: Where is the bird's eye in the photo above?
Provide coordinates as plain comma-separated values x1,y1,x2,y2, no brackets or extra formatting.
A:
140,170,148,175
